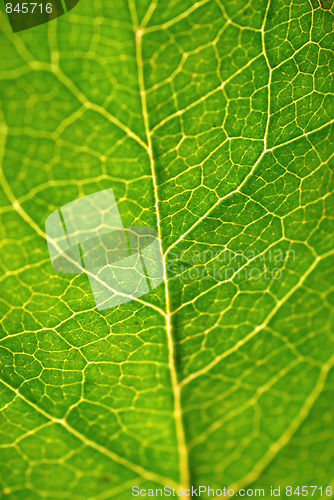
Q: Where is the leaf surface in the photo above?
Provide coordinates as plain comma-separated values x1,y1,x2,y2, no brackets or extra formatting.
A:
0,0,333,498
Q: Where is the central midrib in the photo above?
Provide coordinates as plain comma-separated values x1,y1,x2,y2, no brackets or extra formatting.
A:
128,0,191,495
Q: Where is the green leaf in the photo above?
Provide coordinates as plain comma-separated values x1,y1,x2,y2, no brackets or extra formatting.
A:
0,0,333,498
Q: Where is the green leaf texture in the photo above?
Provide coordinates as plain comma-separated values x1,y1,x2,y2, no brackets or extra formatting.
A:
0,0,334,498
